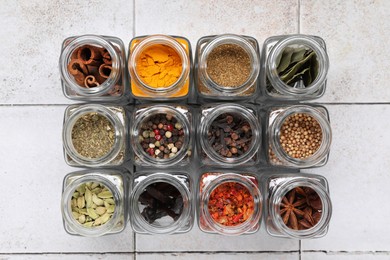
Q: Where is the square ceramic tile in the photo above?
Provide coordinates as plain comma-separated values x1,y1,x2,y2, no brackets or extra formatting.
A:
301,105,390,251
135,0,299,49
0,106,134,253
0,0,133,104
0,254,135,260
302,252,390,260
301,1,390,102
137,252,299,260
135,227,298,252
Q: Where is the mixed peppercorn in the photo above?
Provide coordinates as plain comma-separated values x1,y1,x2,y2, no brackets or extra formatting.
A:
139,113,185,159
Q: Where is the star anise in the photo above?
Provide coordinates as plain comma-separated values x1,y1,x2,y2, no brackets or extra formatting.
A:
280,186,323,230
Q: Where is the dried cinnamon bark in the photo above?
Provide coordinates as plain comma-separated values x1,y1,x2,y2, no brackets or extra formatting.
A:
68,45,112,88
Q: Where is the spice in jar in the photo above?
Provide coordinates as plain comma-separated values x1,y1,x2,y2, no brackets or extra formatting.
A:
139,113,185,159
206,44,251,87
71,112,115,159
208,181,254,226
135,44,182,88
207,113,252,158
138,182,183,224
280,186,322,230
279,113,322,159
70,182,115,227
68,45,114,89
267,46,319,92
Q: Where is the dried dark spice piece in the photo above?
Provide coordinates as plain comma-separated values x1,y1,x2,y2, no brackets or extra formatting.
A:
280,186,322,230
207,113,252,158
139,182,183,224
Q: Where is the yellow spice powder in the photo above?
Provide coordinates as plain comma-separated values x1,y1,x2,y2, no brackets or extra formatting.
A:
136,44,182,88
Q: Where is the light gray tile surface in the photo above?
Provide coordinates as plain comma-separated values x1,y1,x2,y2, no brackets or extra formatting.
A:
0,0,389,257
0,106,134,253
137,252,299,260
0,0,133,104
135,228,298,252
302,105,390,251
301,0,390,103
0,254,134,260
135,0,299,51
302,252,390,260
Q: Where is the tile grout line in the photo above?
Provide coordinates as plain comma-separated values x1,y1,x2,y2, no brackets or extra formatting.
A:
133,0,136,37
298,0,301,33
299,240,302,260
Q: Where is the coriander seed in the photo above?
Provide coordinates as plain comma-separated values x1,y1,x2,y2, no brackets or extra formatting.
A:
280,113,322,159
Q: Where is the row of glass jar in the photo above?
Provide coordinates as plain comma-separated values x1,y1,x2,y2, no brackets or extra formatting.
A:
61,169,331,238
62,103,332,169
59,33,329,103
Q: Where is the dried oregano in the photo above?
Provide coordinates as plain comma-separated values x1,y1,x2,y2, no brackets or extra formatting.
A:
71,112,115,159
71,182,115,227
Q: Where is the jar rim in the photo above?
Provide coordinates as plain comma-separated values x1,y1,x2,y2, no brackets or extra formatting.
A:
61,173,123,237
201,173,262,235
200,103,261,165
269,177,332,239
131,105,191,167
128,34,190,96
198,34,260,95
269,105,332,167
131,173,191,234
63,104,124,167
266,35,329,96
59,34,121,96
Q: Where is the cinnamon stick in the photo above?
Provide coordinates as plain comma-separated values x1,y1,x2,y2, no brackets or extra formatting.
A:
84,75,100,88
98,64,112,79
77,45,103,66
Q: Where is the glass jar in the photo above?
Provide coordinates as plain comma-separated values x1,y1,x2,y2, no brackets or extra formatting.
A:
130,104,192,168
195,34,260,102
198,103,261,167
267,105,331,168
59,34,129,103
198,171,262,236
260,34,329,101
61,169,128,237
63,104,127,167
130,171,193,234
128,35,191,101
263,173,332,239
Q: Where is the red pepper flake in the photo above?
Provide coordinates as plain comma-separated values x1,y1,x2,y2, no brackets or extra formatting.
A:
208,182,254,226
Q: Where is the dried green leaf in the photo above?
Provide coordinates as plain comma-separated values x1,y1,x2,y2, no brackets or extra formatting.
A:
277,47,294,73
280,51,316,83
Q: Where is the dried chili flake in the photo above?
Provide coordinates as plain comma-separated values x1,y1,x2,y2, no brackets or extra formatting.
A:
208,182,254,226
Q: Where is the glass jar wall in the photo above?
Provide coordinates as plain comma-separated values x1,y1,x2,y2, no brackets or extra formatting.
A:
59,34,129,103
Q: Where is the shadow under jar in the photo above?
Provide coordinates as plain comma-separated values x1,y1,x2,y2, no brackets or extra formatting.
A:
267,105,332,168
196,34,260,102
198,172,262,236
260,34,329,101
264,173,332,239
130,172,193,234
131,104,192,168
61,169,127,237
128,35,191,101
199,103,261,167
63,104,127,167
59,34,128,103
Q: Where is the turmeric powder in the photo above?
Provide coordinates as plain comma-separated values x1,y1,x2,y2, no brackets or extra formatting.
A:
136,44,183,88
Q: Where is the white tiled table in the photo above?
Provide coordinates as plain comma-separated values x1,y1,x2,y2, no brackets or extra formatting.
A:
1,1,389,259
